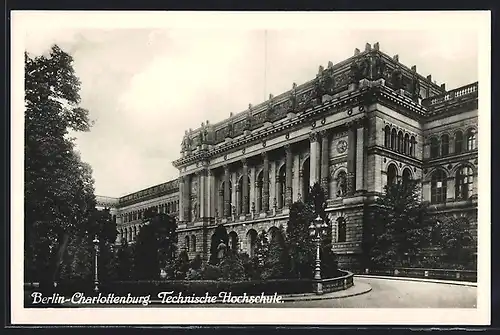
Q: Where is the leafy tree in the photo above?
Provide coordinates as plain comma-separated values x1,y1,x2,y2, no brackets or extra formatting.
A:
24,45,94,285
286,200,315,278
209,224,229,264
367,180,432,268
253,230,270,270
262,226,290,279
189,254,203,271
433,215,475,269
174,250,190,279
133,209,178,280
219,250,246,281
114,240,134,281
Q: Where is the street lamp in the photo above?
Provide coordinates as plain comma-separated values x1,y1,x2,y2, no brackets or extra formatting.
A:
309,215,328,294
93,235,100,293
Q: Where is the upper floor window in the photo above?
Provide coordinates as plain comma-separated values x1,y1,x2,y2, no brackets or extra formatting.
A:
404,134,410,155
455,166,474,200
398,131,404,152
466,128,477,151
441,134,449,156
391,129,397,151
410,136,416,156
455,131,463,154
384,126,390,147
430,137,439,158
431,169,447,203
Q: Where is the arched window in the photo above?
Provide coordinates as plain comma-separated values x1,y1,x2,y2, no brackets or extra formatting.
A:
191,235,197,252
431,169,447,203
336,170,348,197
337,217,346,243
410,136,416,157
455,131,463,154
391,129,397,150
402,168,412,185
455,166,474,200
430,137,439,158
229,231,238,251
387,164,398,186
185,236,190,252
441,134,449,156
404,134,410,154
466,128,477,151
247,229,258,257
384,126,391,147
398,131,404,152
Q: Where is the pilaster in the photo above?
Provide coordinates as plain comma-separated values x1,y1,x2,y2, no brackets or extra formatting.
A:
309,131,320,186
320,130,330,196
262,152,270,212
285,144,293,207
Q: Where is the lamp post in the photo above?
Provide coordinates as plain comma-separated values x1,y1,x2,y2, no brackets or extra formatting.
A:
309,215,328,294
93,235,100,293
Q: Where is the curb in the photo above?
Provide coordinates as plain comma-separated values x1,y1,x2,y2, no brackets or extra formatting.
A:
355,275,477,287
281,283,373,302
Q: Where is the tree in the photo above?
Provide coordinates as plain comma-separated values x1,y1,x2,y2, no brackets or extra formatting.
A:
24,45,94,285
219,250,246,281
262,226,290,279
367,180,432,268
114,240,134,281
133,209,178,280
286,195,315,278
253,230,270,270
433,215,475,269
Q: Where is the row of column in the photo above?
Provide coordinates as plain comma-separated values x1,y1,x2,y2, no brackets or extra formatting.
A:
178,119,365,222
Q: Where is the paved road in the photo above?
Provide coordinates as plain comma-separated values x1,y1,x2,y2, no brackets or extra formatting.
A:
202,277,477,308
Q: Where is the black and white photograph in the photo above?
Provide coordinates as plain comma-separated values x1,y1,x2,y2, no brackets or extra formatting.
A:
11,11,491,325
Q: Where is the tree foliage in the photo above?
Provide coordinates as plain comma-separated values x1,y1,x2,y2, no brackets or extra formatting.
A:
133,210,178,280
24,45,97,284
367,181,432,267
433,215,475,269
286,182,337,279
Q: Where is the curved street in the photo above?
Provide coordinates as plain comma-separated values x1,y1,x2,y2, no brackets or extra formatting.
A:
206,277,477,308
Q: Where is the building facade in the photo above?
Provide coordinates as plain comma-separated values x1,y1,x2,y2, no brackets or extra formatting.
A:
102,43,478,269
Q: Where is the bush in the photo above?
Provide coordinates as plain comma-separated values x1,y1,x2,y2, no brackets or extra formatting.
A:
185,268,202,280
201,264,222,280
189,254,203,270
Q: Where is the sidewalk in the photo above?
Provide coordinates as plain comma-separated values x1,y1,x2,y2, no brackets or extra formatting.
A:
355,274,477,287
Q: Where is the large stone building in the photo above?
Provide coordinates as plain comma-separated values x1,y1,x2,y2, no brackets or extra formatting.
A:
100,42,478,269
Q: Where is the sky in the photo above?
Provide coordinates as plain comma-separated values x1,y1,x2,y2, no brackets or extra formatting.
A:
18,12,484,198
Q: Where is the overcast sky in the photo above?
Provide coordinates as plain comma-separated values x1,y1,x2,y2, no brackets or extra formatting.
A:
19,12,485,198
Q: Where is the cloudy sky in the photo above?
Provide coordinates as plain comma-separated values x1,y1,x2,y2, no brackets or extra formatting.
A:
17,11,486,197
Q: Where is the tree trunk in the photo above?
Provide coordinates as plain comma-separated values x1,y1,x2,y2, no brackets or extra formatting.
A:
51,232,70,283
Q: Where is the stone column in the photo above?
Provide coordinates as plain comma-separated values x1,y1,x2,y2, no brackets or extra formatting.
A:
346,124,357,195
231,172,237,216
270,160,276,209
250,166,256,212
242,159,249,215
299,169,304,200
262,152,270,212
293,153,300,202
255,180,261,213
285,144,293,207
236,183,241,216
224,165,231,217
218,189,224,218
179,176,185,222
320,130,330,197
207,170,214,218
447,177,455,201
199,170,206,218
309,131,320,186
356,125,365,191
184,174,191,221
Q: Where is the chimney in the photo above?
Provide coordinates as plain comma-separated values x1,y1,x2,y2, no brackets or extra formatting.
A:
411,65,417,72
328,61,333,69
440,83,446,90
354,48,360,56
427,75,432,81
365,43,372,52
393,54,399,62
374,42,380,51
